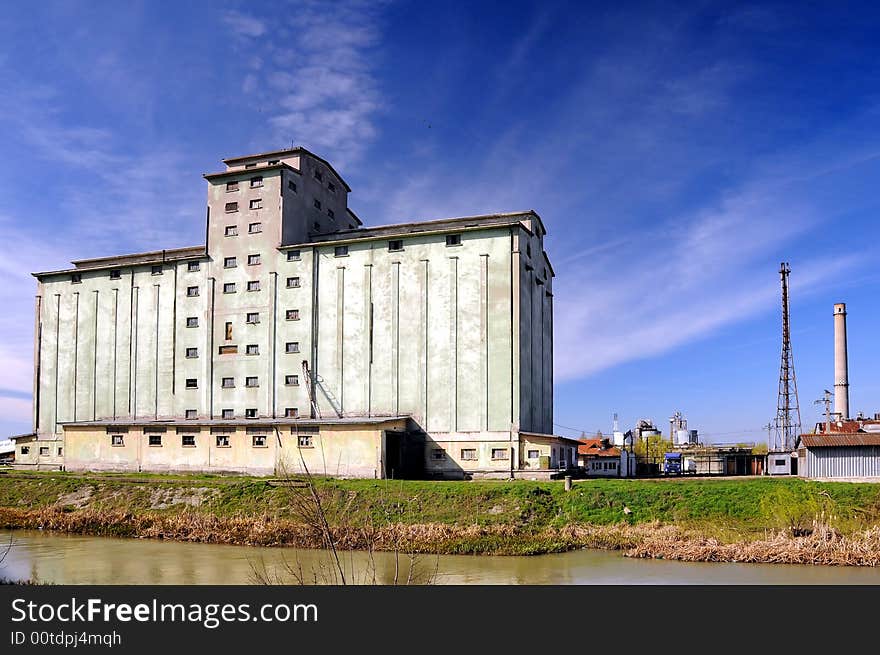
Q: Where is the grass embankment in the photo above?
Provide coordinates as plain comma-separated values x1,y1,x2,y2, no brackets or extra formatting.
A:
2,471,880,564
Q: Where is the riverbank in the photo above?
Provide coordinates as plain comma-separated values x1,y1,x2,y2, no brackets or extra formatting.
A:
1,471,880,565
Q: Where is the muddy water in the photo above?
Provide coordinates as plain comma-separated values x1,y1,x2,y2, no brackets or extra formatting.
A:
3,530,880,584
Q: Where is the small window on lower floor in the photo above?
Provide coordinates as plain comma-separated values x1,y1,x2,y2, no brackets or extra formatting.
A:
216,435,230,447
20,446,29,455
461,448,477,461
285,407,299,418
39,446,50,456
111,435,124,446
298,434,312,447
286,309,300,321
431,449,445,460
285,342,300,353
182,435,196,447
285,374,299,386
245,377,259,388
185,409,197,419
491,448,507,460
148,435,162,447
527,449,540,459
245,408,258,418
252,435,267,447
221,409,234,419
57,447,63,456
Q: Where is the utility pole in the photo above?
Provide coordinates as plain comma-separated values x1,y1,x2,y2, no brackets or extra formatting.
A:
814,389,833,434
763,422,774,449
775,262,802,451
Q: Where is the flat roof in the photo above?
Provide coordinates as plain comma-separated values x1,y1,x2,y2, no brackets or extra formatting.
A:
218,147,352,192
33,246,207,278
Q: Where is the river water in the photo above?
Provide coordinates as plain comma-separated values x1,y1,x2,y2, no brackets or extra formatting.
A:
2,530,880,584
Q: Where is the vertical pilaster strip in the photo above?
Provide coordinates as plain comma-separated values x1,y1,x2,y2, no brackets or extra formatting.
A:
32,293,42,434
154,283,160,419
93,289,99,420
270,271,278,418
171,263,177,395
310,247,320,419
131,286,138,419
450,256,458,432
112,288,118,419
419,259,429,427
53,293,60,434
509,229,520,430
208,277,215,419
73,291,79,422
391,262,399,417
336,266,345,412
364,264,373,416
480,254,489,432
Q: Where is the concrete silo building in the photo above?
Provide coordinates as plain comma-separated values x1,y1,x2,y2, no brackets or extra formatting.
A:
16,147,577,478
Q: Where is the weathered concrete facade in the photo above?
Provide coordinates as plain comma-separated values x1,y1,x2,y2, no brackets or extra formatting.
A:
26,147,561,477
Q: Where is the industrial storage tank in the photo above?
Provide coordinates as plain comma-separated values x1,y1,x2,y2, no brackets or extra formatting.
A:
675,429,690,446
689,429,699,444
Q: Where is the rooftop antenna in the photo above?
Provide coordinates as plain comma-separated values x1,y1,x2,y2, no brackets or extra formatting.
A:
774,262,802,451
814,389,833,435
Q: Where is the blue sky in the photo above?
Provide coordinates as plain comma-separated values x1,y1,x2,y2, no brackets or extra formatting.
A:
1,1,879,444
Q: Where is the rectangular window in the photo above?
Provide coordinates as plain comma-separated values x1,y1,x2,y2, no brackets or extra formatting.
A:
223,282,236,294
186,316,199,327
224,256,237,268
148,435,162,447
71,273,82,284
287,250,300,261
298,434,312,447
185,409,197,420
225,225,238,237
187,286,199,297
185,347,198,358
328,182,336,192
527,449,540,459
20,446,29,455
775,459,787,466
216,435,230,447
245,376,259,388
188,261,200,272
110,269,121,280
249,198,263,210
285,342,300,353
252,435,267,447
314,170,323,181
58,447,63,456
185,379,198,389
218,345,238,355
313,199,322,210
432,449,445,460
221,409,234,419
334,245,348,257
152,265,163,275
285,407,299,418
250,176,263,188
491,448,507,460
461,448,477,461
247,254,261,266
388,240,403,252
245,344,259,355
285,374,299,386
226,181,239,192
327,209,335,219
225,202,238,213
225,322,233,340
286,309,300,321
111,435,124,447
288,180,297,192
245,162,257,169
245,408,258,418
221,377,235,388
246,312,260,324
39,446,50,456
446,234,461,247
247,280,260,292
182,434,196,447
286,276,300,288
248,222,262,234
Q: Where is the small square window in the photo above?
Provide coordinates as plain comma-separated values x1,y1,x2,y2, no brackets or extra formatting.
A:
327,208,335,219
226,181,239,192
246,376,259,388
185,378,198,389
20,446,29,455
250,176,263,188
225,202,238,213
182,434,196,446
221,377,235,388
149,434,162,447
288,180,297,193
224,256,237,268
388,240,403,252
286,407,300,418
252,435,267,447
185,347,198,358
313,221,320,230
245,162,257,169
245,344,259,355
286,276,300,288
39,446,50,456
446,234,461,247
285,342,300,353
461,448,477,461
216,435,230,447
248,222,262,234
250,198,263,210
313,198,322,211
111,434,124,447
71,273,82,284
527,449,540,459
245,408,258,418
287,250,301,261
221,409,234,419
285,374,299,386
432,449,445,460
152,265,163,275
328,182,336,192
186,316,199,328
286,309,300,321
225,225,238,237
247,280,260,292
491,448,507,460
188,261,200,272
298,434,312,447
185,409,197,419
334,245,348,257
223,282,236,294
187,286,199,297
314,170,323,181
247,254,261,266
110,269,121,280
246,312,260,324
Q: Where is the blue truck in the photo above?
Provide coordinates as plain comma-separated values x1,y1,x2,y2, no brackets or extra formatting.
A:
663,452,682,475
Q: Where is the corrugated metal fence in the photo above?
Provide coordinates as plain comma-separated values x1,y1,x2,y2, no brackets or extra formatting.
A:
802,446,880,478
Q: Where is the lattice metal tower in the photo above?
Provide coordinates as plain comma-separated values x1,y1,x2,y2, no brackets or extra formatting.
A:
774,262,802,451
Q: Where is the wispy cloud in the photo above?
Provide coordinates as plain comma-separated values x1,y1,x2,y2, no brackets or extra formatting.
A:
223,1,385,167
